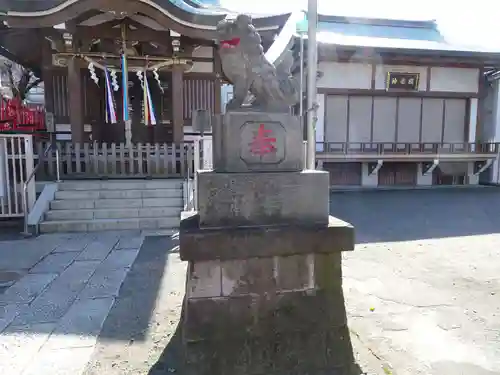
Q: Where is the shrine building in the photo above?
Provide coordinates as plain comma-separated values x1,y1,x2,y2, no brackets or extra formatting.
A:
309,15,500,187
0,0,290,145
1,3,500,187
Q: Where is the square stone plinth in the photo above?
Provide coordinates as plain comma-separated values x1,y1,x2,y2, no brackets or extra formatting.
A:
180,213,354,261
197,170,329,227
212,112,303,173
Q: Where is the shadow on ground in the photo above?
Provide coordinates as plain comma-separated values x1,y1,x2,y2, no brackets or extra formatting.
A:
0,219,26,241
330,188,500,243
149,288,368,374
95,235,175,341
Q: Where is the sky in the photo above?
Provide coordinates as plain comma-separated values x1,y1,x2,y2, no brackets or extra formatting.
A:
219,0,500,51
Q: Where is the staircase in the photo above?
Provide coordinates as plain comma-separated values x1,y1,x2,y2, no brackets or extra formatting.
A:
39,180,184,233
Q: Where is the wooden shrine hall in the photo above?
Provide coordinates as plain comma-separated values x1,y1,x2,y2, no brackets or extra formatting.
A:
0,0,291,144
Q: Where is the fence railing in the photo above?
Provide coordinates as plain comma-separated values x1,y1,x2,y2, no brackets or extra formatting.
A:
316,142,500,155
186,136,213,211
0,134,35,218
34,142,194,179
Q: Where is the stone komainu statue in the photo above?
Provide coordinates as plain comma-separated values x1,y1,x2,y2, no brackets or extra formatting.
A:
216,14,300,113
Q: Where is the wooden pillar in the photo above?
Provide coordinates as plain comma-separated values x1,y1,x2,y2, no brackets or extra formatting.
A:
172,65,184,143
41,42,54,116
67,58,85,143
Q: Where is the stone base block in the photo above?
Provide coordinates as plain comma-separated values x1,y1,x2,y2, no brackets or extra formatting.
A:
197,170,330,227
184,252,346,336
184,290,348,342
182,252,355,374
185,326,356,375
212,112,303,173
180,213,354,261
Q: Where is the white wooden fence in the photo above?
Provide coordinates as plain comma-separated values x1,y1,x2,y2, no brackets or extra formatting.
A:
186,136,213,211
34,142,194,179
0,135,35,218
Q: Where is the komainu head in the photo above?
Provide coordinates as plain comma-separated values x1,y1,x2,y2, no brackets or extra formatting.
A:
216,14,264,56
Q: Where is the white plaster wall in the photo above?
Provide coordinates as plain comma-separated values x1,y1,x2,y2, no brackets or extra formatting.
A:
317,62,371,89
318,63,479,93
375,64,428,91
430,67,479,93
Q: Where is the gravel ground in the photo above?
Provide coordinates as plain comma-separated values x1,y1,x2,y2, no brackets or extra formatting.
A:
85,188,500,375
332,188,500,375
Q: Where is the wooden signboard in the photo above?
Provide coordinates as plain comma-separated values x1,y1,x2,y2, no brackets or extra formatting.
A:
386,72,420,91
192,109,212,135
45,112,55,133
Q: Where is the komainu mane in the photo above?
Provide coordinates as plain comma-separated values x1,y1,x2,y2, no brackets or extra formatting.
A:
216,14,300,113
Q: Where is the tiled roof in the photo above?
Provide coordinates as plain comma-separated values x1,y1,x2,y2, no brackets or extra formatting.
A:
319,18,444,43
314,16,499,55
0,0,224,14
166,0,226,15
0,0,64,13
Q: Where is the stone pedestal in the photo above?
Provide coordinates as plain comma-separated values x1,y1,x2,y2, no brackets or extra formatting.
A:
180,113,356,375
212,112,303,172
197,170,329,227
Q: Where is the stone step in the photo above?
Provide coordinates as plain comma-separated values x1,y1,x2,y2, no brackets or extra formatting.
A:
39,217,179,233
58,179,183,191
50,197,183,210
45,206,182,221
54,188,182,200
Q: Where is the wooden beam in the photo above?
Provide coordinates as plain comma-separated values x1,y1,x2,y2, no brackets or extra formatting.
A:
171,65,184,143
75,25,170,44
213,45,223,77
67,58,85,143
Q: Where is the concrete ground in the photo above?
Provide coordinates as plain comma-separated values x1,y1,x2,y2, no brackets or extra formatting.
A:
1,188,500,374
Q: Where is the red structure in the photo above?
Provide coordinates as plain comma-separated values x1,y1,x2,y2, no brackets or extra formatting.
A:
0,98,45,133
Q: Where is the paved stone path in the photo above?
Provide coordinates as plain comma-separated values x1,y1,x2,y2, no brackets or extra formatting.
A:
0,229,172,375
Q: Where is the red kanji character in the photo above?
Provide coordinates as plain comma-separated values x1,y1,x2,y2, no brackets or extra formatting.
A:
248,124,277,155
